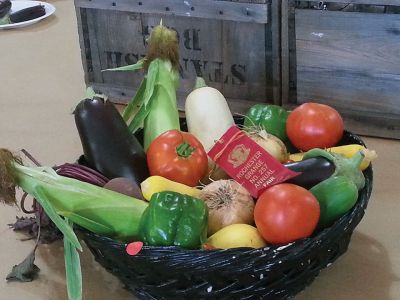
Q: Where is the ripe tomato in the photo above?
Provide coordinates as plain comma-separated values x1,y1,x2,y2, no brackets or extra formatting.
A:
286,102,344,151
146,130,208,187
254,183,320,244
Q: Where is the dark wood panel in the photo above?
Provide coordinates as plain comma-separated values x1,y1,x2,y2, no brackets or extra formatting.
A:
75,0,278,109
297,0,400,5
295,9,400,138
74,0,269,23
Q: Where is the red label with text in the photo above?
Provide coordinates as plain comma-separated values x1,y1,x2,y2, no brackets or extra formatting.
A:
208,126,300,198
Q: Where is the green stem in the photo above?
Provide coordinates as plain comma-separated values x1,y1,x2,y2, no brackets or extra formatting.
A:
349,150,365,169
176,142,195,158
193,77,207,90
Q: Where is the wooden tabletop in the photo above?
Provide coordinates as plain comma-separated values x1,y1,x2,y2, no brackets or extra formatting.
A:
0,1,399,300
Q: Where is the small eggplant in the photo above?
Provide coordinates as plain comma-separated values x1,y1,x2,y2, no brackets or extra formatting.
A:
9,4,45,23
284,157,336,189
0,0,11,19
74,97,149,186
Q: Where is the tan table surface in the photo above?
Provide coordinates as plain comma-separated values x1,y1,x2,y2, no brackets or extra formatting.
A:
1,1,399,299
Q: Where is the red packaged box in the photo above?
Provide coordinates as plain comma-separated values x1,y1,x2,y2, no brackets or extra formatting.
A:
208,126,300,198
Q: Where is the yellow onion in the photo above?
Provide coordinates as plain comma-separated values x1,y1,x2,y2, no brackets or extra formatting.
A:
247,129,288,162
199,179,254,236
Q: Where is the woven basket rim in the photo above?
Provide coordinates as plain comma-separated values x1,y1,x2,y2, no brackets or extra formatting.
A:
79,167,372,254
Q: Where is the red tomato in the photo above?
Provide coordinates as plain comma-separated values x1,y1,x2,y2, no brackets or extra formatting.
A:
254,183,320,244
147,130,208,187
286,102,344,151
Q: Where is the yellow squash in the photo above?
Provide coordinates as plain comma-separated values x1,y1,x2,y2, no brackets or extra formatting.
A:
289,144,377,171
140,175,201,201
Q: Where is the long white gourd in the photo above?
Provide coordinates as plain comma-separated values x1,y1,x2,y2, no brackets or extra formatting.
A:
185,78,235,152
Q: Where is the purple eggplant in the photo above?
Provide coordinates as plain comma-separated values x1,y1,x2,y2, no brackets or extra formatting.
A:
74,97,149,186
284,157,336,189
9,4,45,23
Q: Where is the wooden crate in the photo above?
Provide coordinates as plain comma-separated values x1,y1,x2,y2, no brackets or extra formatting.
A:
282,0,400,139
74,0,283,113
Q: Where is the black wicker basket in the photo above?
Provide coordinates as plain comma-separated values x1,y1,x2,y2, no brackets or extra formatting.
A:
77,121,373,300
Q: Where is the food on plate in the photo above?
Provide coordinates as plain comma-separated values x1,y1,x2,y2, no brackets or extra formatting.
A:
0,0,11,19
0,4,46,25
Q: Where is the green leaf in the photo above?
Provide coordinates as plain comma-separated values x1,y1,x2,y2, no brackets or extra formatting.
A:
127,100,151,134
6,250,40,282
142,60,180,150
64,219,82,300
142,59,159,108
102,60,144,72
59,211,114,236
125,60,160,133
34,186,82,251
122,77,147,123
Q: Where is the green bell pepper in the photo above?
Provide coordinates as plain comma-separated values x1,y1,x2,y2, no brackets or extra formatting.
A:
310,175,358,228
138,191,208,249
304,149,366,228
244,104,289,142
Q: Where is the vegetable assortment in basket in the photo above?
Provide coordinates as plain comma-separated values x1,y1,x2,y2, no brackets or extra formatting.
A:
0,22,377,300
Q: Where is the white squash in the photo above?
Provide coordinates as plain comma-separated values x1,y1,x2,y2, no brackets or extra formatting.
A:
185,77,235,181
185,77,235,152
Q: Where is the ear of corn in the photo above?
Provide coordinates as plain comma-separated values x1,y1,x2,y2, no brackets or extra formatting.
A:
289,144,377,171
140,176,201,201
12,162,148,241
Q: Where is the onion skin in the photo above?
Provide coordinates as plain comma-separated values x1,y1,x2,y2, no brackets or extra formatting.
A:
247,130,288,162
199,180,255,236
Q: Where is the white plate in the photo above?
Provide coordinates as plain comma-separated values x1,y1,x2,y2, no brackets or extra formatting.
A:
0,1,56,29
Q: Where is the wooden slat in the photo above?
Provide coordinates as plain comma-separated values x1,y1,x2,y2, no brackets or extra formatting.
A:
281,0,290,105
298,0,400,5
86,9,104,84
81,9,273,107
75,7,89,83
271,0,281,104
74,0,269,23
221,20,271,103
287,0,298,103
295,9,400,138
